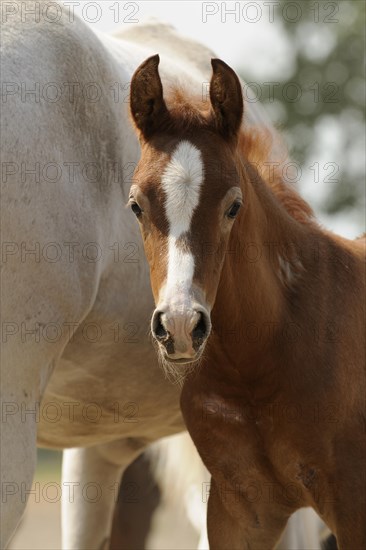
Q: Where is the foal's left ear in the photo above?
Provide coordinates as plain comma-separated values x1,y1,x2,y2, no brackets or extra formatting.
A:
210,59,243,142
130,54,169,140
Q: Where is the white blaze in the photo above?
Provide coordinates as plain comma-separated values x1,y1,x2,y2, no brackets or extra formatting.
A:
161,141,204,303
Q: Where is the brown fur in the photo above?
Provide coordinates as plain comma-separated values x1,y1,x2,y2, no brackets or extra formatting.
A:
130,56,366,549
237,129,314,224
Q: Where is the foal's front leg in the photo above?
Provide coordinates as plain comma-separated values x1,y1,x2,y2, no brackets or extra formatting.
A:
61,439,146,550
207,479,290,550
332,507,366,549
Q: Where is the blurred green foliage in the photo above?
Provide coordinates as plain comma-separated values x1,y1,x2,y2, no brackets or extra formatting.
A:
37,449,62,480
243,0,365,222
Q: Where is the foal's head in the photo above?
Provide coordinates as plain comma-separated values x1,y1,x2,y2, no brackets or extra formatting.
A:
129,55,244,373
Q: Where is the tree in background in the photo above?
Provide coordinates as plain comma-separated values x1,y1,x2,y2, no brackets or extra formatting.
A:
242,0,365,232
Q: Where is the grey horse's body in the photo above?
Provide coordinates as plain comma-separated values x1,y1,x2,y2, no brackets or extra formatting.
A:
1,3,324,547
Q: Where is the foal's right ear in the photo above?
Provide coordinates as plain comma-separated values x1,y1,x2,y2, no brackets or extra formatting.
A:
130,54,169,140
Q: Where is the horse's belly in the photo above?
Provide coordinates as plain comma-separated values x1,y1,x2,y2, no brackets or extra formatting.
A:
37,299,184,448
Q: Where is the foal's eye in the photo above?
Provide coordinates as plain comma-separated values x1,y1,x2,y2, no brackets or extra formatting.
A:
130,202,142,217
227,201,241,219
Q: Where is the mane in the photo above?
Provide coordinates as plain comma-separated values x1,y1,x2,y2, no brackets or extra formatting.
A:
164,86,214,132
238,128,315,225
165,86,315,225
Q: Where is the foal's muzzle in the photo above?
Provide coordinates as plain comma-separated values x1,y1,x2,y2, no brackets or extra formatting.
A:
151,305,211,363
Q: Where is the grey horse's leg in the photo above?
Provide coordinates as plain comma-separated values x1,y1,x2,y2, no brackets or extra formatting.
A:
61,438,147,550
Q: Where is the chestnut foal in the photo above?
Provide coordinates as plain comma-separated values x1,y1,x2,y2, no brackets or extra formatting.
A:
129,55,366,548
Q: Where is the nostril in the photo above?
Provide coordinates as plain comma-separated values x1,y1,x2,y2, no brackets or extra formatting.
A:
153,312,168,340
192,312,208,342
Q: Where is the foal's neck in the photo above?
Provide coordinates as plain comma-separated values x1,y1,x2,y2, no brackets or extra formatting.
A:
211,160,315,382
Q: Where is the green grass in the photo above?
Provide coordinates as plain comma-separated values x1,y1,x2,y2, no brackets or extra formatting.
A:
35,449,62,482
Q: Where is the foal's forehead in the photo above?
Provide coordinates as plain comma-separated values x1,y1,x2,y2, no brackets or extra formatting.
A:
136,136,237,198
